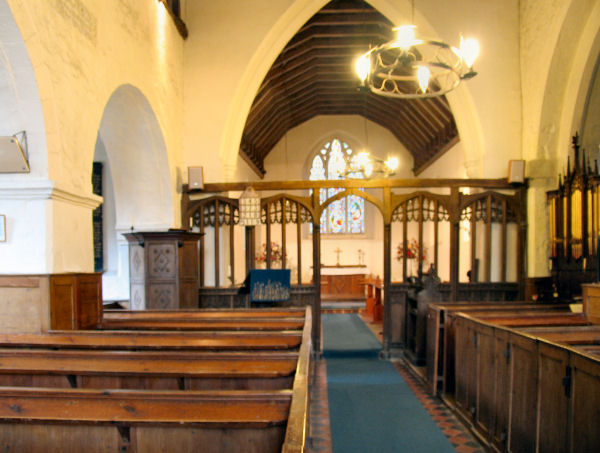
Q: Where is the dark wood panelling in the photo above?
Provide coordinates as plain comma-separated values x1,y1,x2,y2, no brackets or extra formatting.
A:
124,232,202,310
49,273,102,330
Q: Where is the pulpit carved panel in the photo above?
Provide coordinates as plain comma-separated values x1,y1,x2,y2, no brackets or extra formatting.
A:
148,244,176,278
149,284,176,309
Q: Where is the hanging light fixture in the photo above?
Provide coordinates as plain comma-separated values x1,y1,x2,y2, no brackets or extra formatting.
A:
347,114,400,179
355,13,480,99
348,151,399,179
238,186,262,226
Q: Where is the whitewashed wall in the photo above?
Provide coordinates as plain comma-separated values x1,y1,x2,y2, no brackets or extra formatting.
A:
0,0,185,276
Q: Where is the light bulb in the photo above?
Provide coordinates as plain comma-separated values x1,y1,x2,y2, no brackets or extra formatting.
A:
356,151,371,168
384,156,399,172
394,25,421,51
416,65,430,93
460,36,480,68
355,54,371,82
363,161,373,178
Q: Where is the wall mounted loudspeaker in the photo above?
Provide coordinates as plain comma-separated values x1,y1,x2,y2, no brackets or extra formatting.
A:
508,160,525,183
188,167,204,190
0,133,29,173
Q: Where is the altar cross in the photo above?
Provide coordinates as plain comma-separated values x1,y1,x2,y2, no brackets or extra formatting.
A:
357,249,365,265
334,247,342,266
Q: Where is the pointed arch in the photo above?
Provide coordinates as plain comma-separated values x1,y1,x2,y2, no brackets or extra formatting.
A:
219,0,484,178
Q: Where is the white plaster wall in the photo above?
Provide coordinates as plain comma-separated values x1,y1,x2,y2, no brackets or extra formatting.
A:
0,0,50,273
417,142,468,179
581,53,600,162
2,0,185,274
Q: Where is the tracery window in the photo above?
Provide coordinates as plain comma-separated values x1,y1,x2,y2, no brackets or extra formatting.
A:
309,138,365,234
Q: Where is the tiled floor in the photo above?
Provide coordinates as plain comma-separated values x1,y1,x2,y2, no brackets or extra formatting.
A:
307,360,333,453
393,360,486,453
306,311,486,453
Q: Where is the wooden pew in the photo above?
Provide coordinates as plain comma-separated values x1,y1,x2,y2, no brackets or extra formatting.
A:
0,349,298,390
99,317,305,331
426,302,570,395
451,312,600,453
447,309,585,403
573,344,600,357
0,330,303,351
0,387,291,453
102,308,306,320
466,311,589,327
520,325,600,345
0,306,313,452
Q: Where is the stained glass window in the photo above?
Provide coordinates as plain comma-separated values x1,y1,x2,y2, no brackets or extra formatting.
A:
309,138,365,234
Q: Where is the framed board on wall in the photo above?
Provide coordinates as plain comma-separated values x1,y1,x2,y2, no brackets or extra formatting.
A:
0,215,5,242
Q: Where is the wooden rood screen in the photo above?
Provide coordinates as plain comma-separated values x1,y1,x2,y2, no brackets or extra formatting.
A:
183,194,315,309
182,178,527,356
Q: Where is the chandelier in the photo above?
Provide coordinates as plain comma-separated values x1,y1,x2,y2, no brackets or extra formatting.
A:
348,152,399,179
355,24,479,99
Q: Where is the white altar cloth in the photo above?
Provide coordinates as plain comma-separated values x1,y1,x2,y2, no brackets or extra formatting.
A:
320,266,369,276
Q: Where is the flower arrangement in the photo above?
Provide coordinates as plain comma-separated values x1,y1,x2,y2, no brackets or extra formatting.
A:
255,242,287,265
396,239,426,262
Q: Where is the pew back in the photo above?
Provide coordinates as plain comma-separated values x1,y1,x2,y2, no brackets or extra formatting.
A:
426,302,570,395
452,313,600,453
0,388,291,453
99,317,305,331
0,349,297,390
0,330,303,351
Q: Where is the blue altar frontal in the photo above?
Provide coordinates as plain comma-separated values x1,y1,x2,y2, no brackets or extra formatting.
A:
249,269,291,303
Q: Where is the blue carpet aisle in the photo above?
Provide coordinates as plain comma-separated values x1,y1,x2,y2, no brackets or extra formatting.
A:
323,313,456,453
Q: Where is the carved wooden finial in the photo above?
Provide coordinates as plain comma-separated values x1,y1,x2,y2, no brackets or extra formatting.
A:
572,133,581,173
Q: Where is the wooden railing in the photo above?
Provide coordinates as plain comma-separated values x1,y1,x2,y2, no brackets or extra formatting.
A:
282,305,312,453
364,275,383,322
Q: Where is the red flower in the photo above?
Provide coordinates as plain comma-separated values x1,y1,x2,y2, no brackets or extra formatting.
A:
396,239,427,262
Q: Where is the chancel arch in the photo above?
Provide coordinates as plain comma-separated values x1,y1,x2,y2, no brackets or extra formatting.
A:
94,84,173,301
222,0,485,181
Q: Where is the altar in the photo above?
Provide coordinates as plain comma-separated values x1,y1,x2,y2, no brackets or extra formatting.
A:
320,264,369,301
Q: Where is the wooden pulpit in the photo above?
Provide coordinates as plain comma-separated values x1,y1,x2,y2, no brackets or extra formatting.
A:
124,230,203,310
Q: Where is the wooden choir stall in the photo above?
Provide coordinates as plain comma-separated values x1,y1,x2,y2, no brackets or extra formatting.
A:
414,136,600,452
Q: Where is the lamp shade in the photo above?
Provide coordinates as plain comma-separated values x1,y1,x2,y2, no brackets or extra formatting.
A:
239,186,262,226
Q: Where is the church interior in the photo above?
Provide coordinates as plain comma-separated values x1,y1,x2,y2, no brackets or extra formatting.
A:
1,0,600,451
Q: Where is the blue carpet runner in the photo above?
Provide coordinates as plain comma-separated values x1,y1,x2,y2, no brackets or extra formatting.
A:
323,314,455,453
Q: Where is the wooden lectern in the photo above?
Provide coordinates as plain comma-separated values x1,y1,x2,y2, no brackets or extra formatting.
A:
124,230,203,310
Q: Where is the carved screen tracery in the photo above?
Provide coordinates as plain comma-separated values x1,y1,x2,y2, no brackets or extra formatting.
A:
391,194,451,282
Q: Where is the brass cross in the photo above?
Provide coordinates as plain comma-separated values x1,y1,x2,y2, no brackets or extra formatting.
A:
334,247,342,266
357,249,365,265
